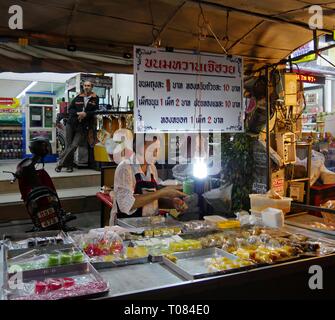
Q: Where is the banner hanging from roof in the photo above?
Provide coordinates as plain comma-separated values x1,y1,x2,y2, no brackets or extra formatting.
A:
134,46,244,133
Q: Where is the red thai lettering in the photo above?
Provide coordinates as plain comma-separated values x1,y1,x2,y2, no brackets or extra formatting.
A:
208,60,215,72
181,61,188,71
145,58,153,68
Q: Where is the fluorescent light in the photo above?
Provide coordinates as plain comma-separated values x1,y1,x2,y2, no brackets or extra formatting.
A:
16,81,38,98
193,157,208,179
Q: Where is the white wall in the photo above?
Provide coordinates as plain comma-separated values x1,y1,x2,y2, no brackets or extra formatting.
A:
0,72,134,108
0,79,31,97
0,72,76,83
110,74,134,109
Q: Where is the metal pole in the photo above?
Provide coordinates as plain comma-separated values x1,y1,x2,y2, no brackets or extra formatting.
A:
266,66,271,191
291,202,335,215
306,143,312,205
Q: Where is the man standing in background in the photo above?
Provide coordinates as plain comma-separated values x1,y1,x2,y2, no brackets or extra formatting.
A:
55,81,99,172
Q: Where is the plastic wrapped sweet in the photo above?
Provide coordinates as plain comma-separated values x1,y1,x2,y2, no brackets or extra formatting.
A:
233,245,294,264
77,232,124,258
182,220,216,233
169,240,202,252
247,236,259,245
131,235,183,257
205,256,254,273
144,227,181,238
8,274,108,300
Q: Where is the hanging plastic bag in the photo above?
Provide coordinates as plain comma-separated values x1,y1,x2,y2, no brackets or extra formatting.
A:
172,164,193,181
203,184,233,215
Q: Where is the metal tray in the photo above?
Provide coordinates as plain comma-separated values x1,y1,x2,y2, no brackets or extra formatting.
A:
7,243,77,260
180,229,221,238
117,216,183,230
3,230,72,250
4,262,109,300
162,247,256,280
149,254,164,263
8,261,90,282
286,214,335,237
91,256,148,270
3,230,67,241
3,243,88,281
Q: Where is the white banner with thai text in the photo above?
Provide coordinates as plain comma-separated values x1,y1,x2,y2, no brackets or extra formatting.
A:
134,46,244,133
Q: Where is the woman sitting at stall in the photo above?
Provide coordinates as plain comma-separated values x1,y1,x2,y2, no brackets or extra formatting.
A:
109,135,188,225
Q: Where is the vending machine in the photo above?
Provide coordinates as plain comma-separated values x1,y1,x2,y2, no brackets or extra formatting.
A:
22,92,57,162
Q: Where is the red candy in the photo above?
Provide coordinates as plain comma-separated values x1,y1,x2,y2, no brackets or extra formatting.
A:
47,279,62,291
63,278,75,288
35,281,47,294
84,239,124,257
110,241,123,254
93,246,103,256
83,244,95,257
35,277,75,295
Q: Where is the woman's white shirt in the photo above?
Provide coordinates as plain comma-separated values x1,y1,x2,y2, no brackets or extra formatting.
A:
110,159,159,225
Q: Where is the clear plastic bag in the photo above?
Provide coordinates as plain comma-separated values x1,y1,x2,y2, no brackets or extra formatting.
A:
203,184,233,215
321,200,335,227
77,231,124,258
172,164,193,181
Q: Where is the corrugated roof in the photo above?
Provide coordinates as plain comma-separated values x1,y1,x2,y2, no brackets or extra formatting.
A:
0,0,333,72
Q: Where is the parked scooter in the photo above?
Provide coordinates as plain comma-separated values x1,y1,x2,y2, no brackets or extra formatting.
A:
3,136,76,232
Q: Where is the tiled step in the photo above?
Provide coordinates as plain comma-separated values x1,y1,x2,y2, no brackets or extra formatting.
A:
0,186,101,222
0,173,101,195
0,162,101,195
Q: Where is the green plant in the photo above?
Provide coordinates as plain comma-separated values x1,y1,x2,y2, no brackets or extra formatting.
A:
128,100,134,110
221,133,255,211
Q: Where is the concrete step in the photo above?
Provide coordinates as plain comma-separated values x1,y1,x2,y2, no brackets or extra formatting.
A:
0,212,101,237
0,186,101,222
0,162,101,195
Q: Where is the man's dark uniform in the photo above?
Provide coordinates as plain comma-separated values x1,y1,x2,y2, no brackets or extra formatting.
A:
57,92,98,169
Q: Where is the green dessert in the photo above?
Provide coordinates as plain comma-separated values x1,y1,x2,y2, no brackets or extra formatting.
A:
48,254,59,267
71,251,84,263
59,253,71,265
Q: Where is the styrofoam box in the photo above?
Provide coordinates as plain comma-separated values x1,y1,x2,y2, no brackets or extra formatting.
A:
261,208,284,228
249,194,293,214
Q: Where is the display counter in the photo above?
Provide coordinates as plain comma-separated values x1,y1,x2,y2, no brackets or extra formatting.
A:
1,224,335,300
95,225,335,300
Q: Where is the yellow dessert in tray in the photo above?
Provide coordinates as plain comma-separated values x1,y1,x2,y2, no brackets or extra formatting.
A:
126,246,149,259
205,256,253,272
164,253,178,263
169,240,202,252
216,220,241,229
233,245,294,264
144,227,182,238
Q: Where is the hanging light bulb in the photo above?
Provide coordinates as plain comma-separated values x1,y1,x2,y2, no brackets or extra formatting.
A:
193,157,208,179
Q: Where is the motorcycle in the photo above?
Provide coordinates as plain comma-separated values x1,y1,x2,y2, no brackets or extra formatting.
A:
3,136,76,232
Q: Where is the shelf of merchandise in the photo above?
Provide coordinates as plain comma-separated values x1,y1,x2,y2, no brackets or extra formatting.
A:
286,142,312,205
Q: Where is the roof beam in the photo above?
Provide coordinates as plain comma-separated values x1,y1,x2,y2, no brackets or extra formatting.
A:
66,0,80,39
188,0,333,33
151,0,187,46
